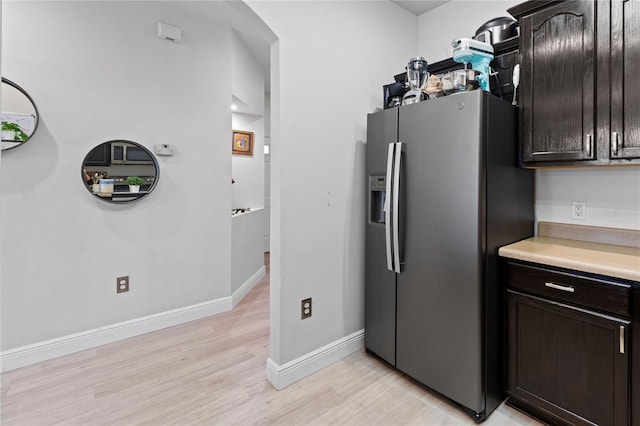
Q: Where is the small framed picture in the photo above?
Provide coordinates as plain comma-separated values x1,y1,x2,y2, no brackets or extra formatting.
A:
232,130,254,156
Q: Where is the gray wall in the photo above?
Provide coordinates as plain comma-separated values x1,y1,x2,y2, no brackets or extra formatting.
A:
1,1,233,350
247,0,418,366
231,30,266,211
535,168,640,230
231,210,265,294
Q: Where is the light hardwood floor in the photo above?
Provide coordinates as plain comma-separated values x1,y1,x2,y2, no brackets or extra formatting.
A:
1,258,541,425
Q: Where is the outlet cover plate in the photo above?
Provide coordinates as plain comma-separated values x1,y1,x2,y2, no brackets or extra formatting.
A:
301,298,312,319
572,201,586,220
117,276,129,293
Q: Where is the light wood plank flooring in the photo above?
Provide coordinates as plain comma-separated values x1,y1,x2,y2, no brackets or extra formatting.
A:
1,258,540,425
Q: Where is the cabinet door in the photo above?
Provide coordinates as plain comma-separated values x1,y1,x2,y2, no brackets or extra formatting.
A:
84,143,110,166
520,1,596,164
611,0,640,160
507,291,629,426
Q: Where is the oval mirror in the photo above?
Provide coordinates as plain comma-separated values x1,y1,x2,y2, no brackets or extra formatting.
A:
81,140,159,203
1,78,39,151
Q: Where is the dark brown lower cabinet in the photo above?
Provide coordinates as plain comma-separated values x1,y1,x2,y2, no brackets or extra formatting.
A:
634,287,640,426
507,291,629,425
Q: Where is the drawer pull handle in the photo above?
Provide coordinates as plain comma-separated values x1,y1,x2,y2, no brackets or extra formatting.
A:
620,326,625,354
544,282,575,293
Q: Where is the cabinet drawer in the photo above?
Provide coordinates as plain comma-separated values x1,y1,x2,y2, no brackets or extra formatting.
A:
506,262,631,317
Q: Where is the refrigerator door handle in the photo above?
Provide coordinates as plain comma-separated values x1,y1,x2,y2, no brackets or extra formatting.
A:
392,142,404,273
385,143,395,272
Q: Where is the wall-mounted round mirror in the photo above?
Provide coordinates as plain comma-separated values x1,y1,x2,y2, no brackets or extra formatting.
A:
81,140,159,203
2,78,39,151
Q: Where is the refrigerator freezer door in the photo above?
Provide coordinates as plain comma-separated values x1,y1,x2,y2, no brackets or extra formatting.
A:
365,107,398,365
396,91,485,413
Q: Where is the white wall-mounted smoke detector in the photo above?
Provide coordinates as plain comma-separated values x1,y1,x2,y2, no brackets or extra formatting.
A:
157,23,182,43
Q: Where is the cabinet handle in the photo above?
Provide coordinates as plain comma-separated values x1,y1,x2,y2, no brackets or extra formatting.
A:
544,282,575,293
585,134,593,157
620,326,625,354
612,132,619,156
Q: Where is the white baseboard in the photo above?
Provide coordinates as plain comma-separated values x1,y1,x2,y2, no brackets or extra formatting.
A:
1,266,267,372
232,266,265,308
266,329,364,390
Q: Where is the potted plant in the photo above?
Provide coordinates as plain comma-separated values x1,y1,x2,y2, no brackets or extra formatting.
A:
1,122,28,142
125,176,144,193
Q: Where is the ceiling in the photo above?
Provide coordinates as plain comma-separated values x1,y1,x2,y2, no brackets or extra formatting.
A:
390,0,450,16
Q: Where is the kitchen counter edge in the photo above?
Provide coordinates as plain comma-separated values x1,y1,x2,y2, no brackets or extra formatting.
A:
499,236,640,282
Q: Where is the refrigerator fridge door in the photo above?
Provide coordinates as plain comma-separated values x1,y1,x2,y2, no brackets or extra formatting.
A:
396,91,485,414
365,107,399,366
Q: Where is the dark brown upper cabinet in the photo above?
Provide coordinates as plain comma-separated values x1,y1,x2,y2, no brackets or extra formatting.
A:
510,0,640,167
611,0,640,162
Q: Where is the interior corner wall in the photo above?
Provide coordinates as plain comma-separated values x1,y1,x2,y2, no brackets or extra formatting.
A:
0,1,233,350
231,31,265,116
246,0,418,368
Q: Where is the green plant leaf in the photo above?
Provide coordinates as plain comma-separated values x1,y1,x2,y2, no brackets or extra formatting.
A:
125,176,144,185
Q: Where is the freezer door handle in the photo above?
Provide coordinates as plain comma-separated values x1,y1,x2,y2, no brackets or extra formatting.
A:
385,143,395,272
392,142,403,273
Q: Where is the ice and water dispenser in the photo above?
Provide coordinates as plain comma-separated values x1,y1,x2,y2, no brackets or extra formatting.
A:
369,175,386,224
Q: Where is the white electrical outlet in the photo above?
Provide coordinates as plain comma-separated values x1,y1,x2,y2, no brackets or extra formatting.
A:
572,201,586,220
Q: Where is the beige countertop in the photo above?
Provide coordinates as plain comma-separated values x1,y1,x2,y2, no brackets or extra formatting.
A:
499,236,640,282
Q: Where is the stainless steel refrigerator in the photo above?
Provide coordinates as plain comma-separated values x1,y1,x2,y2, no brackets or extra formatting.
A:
365,90,534,421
